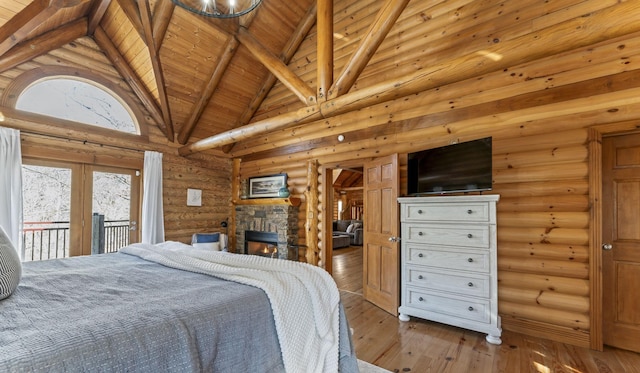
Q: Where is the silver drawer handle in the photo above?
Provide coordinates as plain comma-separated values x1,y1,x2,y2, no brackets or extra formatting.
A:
418,231,424,236
418,275,424,280
467,233,473,238
417,209,423,214
419,297,424,302
418,253,424,258
467,258,473,262
468,306,474,311
467,209,473,214
467,282,473,287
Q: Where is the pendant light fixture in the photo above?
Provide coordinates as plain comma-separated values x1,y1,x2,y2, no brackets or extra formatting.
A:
171,0,263,18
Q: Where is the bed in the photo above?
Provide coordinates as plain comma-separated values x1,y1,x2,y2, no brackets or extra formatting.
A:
0,240,359,372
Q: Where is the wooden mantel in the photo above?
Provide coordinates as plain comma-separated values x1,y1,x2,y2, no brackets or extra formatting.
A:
233,197,301,207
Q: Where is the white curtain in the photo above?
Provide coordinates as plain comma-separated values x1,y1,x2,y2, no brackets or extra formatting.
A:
0,127,23,259
141,151,165,244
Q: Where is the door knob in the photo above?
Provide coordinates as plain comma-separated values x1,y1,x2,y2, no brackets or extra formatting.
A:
602,243,613,250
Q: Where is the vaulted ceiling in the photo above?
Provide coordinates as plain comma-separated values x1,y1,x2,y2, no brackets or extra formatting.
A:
0,0,318,149
0,0,418,158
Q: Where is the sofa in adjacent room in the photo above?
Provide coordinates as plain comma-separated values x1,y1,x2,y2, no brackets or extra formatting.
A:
332,219,363,246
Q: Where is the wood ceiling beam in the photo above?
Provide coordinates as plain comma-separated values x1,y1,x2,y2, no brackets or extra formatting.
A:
238,0,260,29
178,0,640,156
93,25,171,140
327,0,409,99
87,0,112,35
223,2,317,153
177,37,239,145
316,0,333,101
152,0,175,53
138,0,174,141
179,105,323,156
116,0,145,41
0,18,87,74
0,0,85,56
236,27,316,106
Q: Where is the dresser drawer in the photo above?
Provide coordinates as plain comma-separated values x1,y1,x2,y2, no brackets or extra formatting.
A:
407,245,490,273
406,224,490,248
405,287,491,324
406,266,490,298
403,202,490,223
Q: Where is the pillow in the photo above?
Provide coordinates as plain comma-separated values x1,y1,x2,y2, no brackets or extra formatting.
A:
192,241,221,251
336,220,350,232
0,226,21,301
352,222,362,230
192,232,220,243
345,224,355,233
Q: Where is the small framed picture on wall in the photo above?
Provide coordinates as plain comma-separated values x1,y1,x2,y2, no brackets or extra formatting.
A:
187,188,202,206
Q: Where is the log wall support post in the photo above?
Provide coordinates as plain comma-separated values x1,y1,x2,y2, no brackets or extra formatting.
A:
305,159,319,265
588,128,603,350
230,158,241,253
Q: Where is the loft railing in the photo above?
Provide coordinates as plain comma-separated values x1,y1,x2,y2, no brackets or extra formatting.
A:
22,218,130,262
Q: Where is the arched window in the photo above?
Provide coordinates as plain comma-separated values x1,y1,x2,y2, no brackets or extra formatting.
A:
16,77,138,134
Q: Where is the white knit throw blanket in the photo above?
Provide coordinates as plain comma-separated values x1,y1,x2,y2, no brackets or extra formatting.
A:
120,242,340,373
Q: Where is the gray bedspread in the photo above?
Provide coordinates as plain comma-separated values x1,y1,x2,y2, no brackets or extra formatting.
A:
0,252,358,372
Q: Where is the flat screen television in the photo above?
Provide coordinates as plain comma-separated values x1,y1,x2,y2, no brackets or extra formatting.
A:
407,137,492,195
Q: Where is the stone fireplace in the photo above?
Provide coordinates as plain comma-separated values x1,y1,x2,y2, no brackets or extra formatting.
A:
235,202,299,260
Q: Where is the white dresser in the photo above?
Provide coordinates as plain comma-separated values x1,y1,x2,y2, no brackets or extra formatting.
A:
397,195,501,344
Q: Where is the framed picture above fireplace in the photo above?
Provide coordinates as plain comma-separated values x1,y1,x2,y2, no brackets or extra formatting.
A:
248,173,288,198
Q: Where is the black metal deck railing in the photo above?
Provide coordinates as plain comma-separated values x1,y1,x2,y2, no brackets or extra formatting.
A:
22,219,130,261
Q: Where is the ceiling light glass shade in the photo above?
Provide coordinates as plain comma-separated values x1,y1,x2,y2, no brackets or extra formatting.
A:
172,0,263,18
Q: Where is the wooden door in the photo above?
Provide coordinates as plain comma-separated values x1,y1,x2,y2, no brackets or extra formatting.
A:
363,154,399,315
602,133,640,352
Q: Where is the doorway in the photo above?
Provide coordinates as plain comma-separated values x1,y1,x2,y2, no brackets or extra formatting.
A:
22,158,141,259
330,166,364,293
326,154,400,316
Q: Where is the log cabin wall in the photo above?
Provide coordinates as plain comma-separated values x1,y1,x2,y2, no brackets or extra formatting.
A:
234,0,640,348
0,36,232,245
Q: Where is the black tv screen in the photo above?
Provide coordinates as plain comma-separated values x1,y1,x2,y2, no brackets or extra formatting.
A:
407,137,492,195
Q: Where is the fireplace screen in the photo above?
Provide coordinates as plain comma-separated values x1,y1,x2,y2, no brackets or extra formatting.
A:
245,230,278,258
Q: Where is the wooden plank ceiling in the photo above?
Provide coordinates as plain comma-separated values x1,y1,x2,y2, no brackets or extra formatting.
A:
0,0,320,148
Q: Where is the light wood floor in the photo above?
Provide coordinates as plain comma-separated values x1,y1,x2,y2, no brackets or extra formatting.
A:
332,247,640,373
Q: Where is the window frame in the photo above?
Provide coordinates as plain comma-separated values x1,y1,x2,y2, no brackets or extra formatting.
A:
2,66,149,142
